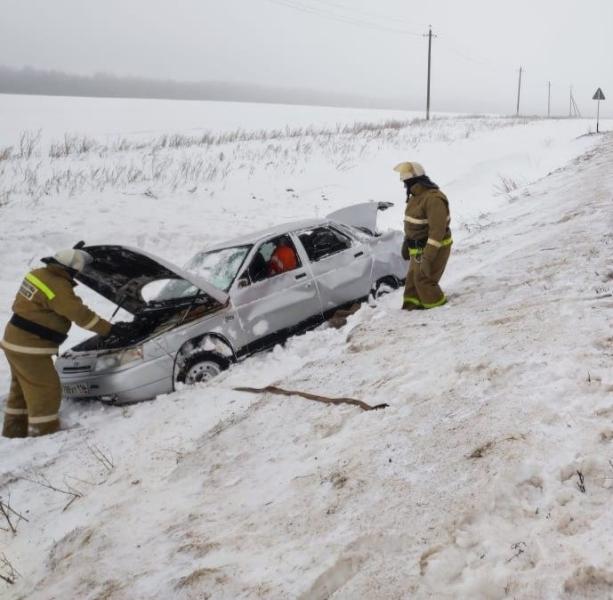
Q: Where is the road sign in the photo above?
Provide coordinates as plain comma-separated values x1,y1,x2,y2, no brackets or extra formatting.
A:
593,88,606,132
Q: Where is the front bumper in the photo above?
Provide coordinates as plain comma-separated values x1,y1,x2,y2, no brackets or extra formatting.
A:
57,353,174,404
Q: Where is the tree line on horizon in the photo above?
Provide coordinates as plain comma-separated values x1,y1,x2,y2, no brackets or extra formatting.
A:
0,65,402,110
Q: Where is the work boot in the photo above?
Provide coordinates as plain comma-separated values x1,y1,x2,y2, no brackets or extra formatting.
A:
2,414,28,438
402,302,424,311
423,296,448,310
28,418,60,437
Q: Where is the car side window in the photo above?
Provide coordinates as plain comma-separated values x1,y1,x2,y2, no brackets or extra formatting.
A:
244,235,301,284
298,226,352,262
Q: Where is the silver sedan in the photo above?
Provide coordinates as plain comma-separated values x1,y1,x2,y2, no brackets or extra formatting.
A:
56,202,407,403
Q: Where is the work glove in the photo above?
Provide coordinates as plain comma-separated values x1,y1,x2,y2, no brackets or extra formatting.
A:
109,321,133,338
401,238,411,261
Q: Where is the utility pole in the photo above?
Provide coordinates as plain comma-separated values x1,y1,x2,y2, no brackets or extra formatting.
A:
572,94,581,118
568,86,581,118
425,26,434,120
547,81,551,117
516,67,523,116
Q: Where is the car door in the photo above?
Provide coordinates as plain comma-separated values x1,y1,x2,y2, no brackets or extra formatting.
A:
297,225,373,313
230,234,323,351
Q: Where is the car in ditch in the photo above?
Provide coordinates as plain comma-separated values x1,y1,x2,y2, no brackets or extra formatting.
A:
56,201,408,403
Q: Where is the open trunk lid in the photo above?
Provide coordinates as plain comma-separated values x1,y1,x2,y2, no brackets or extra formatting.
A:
326,201,394,234
76,245,228,315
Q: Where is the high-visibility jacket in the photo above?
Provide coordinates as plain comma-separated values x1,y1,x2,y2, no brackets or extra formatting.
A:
403,183,452,260
1,264,111,355
268,245,298,275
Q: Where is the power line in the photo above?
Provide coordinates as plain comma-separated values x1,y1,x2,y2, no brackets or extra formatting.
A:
307,0,429,26
438,36,574,110
437,36,516,74
434,32,590,102
263,0,597,117
265,0,568,91
263,0,423,36
266,0,422,35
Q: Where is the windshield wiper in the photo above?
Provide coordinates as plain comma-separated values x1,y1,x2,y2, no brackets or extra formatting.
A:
178,291,206,326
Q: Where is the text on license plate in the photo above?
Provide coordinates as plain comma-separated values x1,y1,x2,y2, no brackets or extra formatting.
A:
62,383,90,396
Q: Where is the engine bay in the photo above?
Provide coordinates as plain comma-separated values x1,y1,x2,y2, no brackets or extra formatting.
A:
71,295,222,352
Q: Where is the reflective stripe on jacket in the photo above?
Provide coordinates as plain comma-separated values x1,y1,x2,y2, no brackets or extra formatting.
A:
1,264,111,353
403,184,452,248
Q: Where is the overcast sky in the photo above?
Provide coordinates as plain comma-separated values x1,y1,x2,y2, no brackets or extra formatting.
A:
1,0,611,116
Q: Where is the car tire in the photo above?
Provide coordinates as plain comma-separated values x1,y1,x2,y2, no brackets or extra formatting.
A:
174,351,229,387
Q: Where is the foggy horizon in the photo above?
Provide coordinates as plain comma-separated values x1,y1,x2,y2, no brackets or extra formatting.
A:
1,0,611,117
0,64,417,112
0,64,604,118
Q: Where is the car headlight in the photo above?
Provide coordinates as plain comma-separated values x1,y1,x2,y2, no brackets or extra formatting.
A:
94,346,144,372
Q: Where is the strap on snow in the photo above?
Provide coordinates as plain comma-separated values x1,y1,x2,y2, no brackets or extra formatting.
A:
234,385,389,411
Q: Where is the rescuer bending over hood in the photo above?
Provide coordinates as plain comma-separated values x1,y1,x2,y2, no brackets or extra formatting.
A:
1,248,113,438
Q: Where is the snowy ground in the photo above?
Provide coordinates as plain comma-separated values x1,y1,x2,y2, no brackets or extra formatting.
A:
1,95,612,598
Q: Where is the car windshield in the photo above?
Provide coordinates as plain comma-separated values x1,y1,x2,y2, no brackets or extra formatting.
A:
184,245,252,291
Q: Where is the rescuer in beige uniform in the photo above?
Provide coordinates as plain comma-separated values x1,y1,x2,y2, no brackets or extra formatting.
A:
394,161,452,311
1,249,112,438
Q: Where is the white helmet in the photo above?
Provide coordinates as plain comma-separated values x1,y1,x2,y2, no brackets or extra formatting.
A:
393,161,426,181
51,249,93,272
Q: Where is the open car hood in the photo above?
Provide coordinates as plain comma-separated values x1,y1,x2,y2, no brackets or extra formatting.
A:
76,245,228,314
326,201,393,234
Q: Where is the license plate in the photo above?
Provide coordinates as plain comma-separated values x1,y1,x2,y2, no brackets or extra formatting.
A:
62,382,91,396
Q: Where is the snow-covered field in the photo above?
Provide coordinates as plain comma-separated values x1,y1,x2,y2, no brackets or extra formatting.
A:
0,93,429,146
1,94,612,598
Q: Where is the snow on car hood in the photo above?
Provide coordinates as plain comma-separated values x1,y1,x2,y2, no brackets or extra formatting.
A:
76,245,228,314
326,201,393,234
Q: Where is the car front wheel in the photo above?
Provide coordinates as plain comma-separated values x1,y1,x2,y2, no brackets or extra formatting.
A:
174,351,229,387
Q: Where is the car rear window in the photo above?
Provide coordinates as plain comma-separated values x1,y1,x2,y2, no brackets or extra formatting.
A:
298,226,352,262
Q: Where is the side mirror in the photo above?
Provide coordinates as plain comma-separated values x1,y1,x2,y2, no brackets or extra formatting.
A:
237,277,250,289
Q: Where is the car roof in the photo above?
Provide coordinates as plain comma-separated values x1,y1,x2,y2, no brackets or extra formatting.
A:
205,217,330,251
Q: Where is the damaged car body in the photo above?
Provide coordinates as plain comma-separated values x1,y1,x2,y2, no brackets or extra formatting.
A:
56,202,407,403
